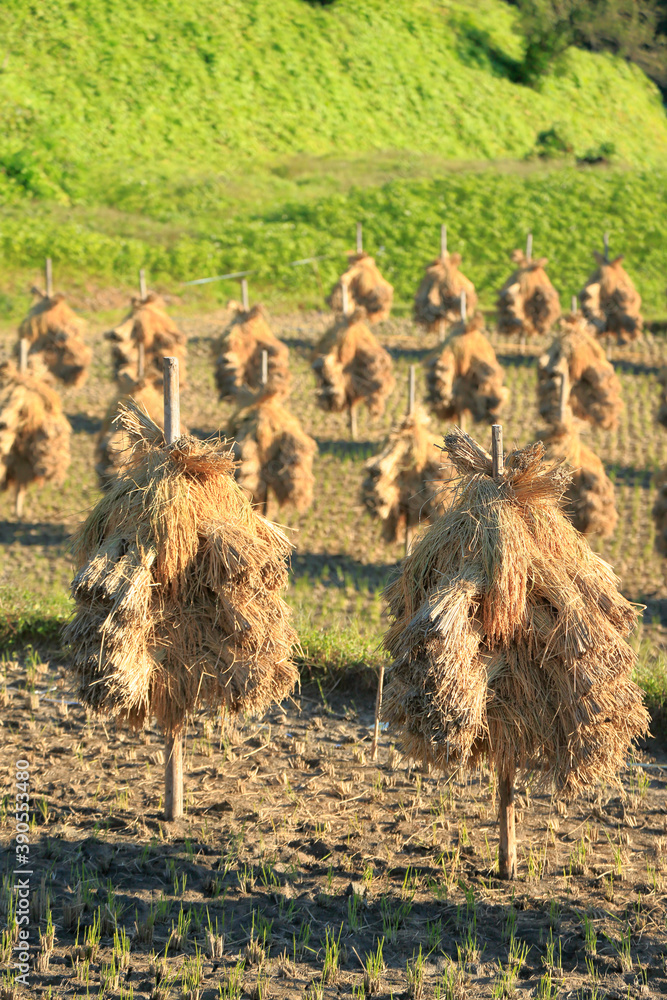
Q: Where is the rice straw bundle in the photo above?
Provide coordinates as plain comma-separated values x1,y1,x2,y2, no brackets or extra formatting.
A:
362,404,454,543
382,427,648,804
18,291,92,386
64,399,298,734
228,390,317,513
213,302,291,400
94,377,166,489
0,360,71,512
105,293,188,385
414,253,478,333
328,252,393,324
538,311,623,430
425,313,508,424
312,310,395,420
497,250,561,339
579,252,643,344
537,419,617,538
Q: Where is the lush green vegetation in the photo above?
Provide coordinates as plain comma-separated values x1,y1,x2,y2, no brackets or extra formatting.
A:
0,0,666,316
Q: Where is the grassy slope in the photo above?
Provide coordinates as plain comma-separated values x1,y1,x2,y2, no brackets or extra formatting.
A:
0,0,666,317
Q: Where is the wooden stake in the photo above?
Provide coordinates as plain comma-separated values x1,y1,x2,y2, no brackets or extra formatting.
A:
603,232,609,263
526,233,533,263
440,224,447,260
261,349,268,387
356,222,363,254
341,281,350,318
139,268,147,300
15,484,25,520
498,765,516,880
571,295,577,313
407,365,416,416
558,365,569,423
460,289,467,324
163,356,183,821
18,338,28,375
137,342,145,380
45,258,53,298
370,661,385,762
348,405,358,441
491,424,503,478
241,278,249,312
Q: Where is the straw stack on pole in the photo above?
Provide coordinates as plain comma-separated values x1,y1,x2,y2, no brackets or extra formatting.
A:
381,425,648,878
228,352,317,516
94,374,166,489
414,227,478,336
0,351,71,518
579,238,643,347
425,299,508,429
538,309,623,431
536,373,617,538
105,291,188,387
18,267,91,386
213,290,291,401
496,241,561,341
64,363,297,821
328,236,393,325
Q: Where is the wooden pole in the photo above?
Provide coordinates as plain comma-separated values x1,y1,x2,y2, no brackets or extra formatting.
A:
356,222,363,254
139,268,147,300
370,660,385,762
526,233,533,263
348,405,358,441
603,232,609,263
45,258,53,298
407,365,416,417
241,278,249,312
571,295,577,313
261,349,268,387
558,365,569,424
137,342,145,380
460,289,467,324
15,338,29,519
14,484,25,520
341,281,350,318
491,424,514,878
163,357,183,821
18,338,28,375
440,224,447,260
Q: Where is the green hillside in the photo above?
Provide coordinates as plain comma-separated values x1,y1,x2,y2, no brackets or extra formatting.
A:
0,0,666,313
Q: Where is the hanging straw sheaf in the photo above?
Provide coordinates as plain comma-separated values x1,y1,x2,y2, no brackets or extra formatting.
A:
382,428,648,797
18,291,92,386
94,377,168,489
414,254,478,332
361,407,455,542
425,313,508,423
213,302,291,400
0,360,71,491
64,400,298,733
105,293,188,385
579,253,642,344
328,252,393,323
537,420,617,538
312,311,395,417
496,250,561,339
228,390,317,512
538,312,623,430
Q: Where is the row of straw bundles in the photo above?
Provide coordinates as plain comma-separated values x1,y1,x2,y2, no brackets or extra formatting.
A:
64,401,298,733
312,311,395,417
0,360,71,496
228,390,317,514
580,253,642,344
19,291,92,386
381,428,648,797
414,253,477,332
328,252,394,323
537,311,623,431
537,418,617,538
105,293,188,386
426,313,508,423
214,303,291,400
496,250,562,339
361,406,453,543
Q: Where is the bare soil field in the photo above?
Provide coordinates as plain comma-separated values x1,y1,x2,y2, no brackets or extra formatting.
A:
2,306,667,997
